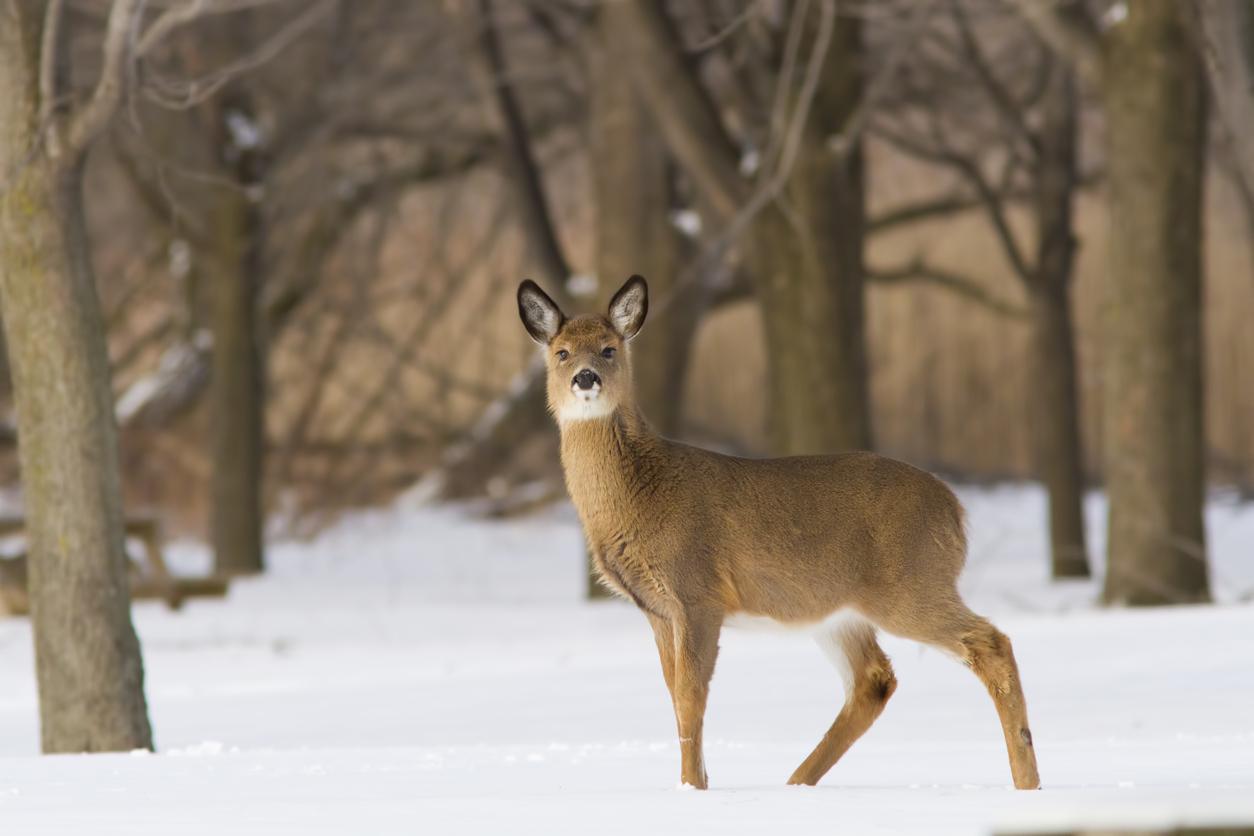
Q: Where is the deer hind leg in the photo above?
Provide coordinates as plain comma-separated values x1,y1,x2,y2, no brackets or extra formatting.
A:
957,616,1041,789
878,601,1041,790
788,617,896,786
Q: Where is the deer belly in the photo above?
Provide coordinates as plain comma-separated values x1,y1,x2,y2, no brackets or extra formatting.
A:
723,608,862,635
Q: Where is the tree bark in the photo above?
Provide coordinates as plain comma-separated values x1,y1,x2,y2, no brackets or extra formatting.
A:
208,100,266,577
611,0,872,455
479,0,574,295
1028,282,1089,578
1099,2,1210,605
1194,0,1254,288
602,1,744,223
1030,63,1089,579
591,17,693,437
752,6,869,454
0,2,152,751
426,0,570,504
1195,1,1254,213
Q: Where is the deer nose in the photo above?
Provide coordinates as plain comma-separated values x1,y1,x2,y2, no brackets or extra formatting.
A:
573,369,601,391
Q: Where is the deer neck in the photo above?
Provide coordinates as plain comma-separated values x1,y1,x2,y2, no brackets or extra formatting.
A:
558,405,662,526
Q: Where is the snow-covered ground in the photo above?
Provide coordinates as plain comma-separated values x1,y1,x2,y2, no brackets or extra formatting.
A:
1,485,1252,835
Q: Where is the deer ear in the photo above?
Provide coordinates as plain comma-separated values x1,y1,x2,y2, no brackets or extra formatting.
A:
518,280,565,345
608,275,648,340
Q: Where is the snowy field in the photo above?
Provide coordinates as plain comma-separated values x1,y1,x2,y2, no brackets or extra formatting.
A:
1,485,1253,835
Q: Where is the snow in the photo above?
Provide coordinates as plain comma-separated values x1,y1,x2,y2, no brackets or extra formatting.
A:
670,208,703,237
1,484,1253,834
1101,2,1129,30
565,274,599,298
225,110,263,151
114,334,211,424
740,148,761,176
167,238,192,280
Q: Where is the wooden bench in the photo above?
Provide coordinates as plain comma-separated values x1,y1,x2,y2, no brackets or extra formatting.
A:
0,514,229,617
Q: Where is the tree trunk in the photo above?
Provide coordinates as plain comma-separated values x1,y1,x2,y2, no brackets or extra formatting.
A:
1031,63,1090,579
1196,1,1254,222
0,7,152,750
1028,283,1089,578
591,19,693,437
425,0,570,503
208,109,266,576
1099,2,1210,605
749,9,870,455
1195,0,1254,290
479,0,574,294
610,0,871,455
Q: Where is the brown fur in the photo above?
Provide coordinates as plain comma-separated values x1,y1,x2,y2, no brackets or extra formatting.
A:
518,276,1041,791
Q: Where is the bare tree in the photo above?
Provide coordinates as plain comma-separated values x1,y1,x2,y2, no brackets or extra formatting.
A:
872,1,1091,578
590,7,696,437
207,88,267,576
1010,0,1211,604
109,1,497,561
607,0,873,455
0,0,165,753
1192,0,1254,278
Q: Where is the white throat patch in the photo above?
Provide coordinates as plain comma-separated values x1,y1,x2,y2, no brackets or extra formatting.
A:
558,386,614,422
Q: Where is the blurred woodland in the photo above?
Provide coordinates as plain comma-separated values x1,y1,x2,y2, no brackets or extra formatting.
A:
1,0,1253,751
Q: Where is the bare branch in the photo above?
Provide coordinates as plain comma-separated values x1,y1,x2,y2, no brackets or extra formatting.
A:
688,0,766,53
873,121,1034,282
1001,0,1103,86
1189,0,1254,253
141,1,334,111
477,0,573,296
65,0,143,158
135,0,211,57
38,0,67,158
867,161,1101,236
609,0,748,223
950,0,1040,162
265,146,490,332
867,256,1028,319
869,191,1006,234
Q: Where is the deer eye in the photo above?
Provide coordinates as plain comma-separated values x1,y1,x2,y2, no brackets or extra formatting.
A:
556,349,569,361
601,347,616,359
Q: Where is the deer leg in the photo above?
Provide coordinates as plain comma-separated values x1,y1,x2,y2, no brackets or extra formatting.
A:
956,619,1041,790
874,599,1042,790
646,612,678,732
671,611,721,789
788,620,896,786
862,591,1038,787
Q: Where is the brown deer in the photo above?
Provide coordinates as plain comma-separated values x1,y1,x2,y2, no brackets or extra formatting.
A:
517,275,1041,791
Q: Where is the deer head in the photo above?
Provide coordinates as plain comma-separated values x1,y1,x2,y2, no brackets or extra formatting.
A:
517,275,648,424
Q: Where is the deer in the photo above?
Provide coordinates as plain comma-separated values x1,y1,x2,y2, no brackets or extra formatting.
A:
517,275,1041,791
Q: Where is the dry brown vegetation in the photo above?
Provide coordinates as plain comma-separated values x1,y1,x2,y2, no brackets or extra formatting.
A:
694,152,1254,483
2,0,1249,545
57,134,1249,538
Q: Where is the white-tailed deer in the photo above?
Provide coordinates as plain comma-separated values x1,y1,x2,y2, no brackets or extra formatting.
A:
517,275,1041,791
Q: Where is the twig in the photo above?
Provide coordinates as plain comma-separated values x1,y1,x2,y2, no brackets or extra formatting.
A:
867,256,1028,319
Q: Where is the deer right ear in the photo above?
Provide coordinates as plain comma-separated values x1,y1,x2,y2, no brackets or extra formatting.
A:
608,274,648,341
518,280,565,345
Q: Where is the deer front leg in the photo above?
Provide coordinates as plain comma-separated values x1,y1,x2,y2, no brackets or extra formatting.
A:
646,613,678,727
671,611,721,789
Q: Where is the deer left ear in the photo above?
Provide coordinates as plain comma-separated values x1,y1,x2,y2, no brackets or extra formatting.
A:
518,279,565,345
608,275,648,340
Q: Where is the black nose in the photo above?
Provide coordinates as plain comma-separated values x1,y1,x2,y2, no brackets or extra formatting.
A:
573,369,601,390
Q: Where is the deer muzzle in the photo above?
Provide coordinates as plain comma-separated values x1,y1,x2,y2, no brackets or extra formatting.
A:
572,369,601,399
